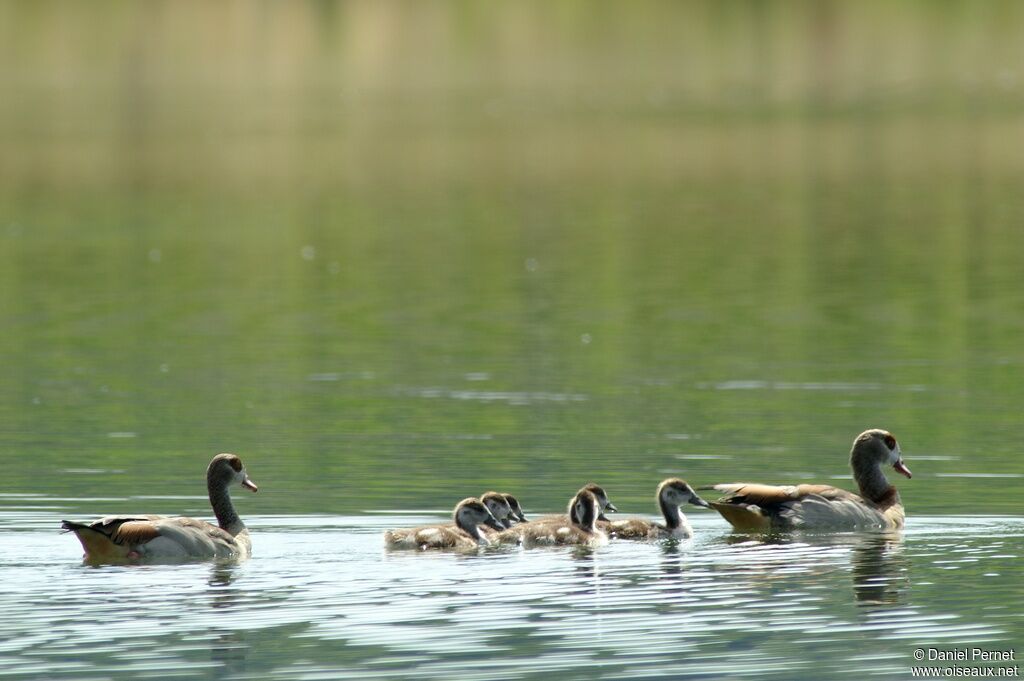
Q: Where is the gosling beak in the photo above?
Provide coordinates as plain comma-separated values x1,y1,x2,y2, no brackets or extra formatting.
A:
689,494,711,509
242,477,259,493
516,513,528,523
485,516,503,531
597,513,609,522
605,502,619,513
501,517,514,529
893,459,912,479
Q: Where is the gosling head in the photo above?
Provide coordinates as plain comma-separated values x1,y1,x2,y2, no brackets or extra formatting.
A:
852,429,911,479
657,478,710,509
207,453,258,493
454,497,504,537
569,489,600,532
581,483,618,521
481,491,515,528
503,494,527,523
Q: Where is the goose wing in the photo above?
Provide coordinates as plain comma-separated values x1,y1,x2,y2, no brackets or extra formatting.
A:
412,526,460,548
62,514,165,542
780,493,890,528
146,516,242,557
385,524,475,550
704,483,887,529
706,483,858,505
63,515,241,559
62,515,166,561
606,518,655,539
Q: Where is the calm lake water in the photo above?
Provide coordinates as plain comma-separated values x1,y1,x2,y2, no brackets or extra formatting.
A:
1,511,1022,680
2,2,1023,679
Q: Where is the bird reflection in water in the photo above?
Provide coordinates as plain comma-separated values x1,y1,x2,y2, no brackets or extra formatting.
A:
715,529,909,607
206,563,250,679
656,541,704,607
850,531,908,607
570,545,600,582
567,547,607,642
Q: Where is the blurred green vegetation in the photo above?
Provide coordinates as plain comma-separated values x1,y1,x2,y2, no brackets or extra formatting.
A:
0,1,1022,516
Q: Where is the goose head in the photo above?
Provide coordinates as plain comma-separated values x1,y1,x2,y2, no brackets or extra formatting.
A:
503,494,527,523
581,483,618,521
481,491,515,528
453,497,504,541
207,453,258,493
657,478,710,509
852,429,912,479
570,489,601,532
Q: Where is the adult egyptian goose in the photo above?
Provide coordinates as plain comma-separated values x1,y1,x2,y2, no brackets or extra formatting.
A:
703,429,912,531
61,453,258,563
535,483,618,526
496,489,608,548
604,478,710,540
384,497,503,550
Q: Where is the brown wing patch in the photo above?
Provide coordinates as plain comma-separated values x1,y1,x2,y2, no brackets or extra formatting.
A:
112,521,161,545
95,515,164,531
718,483,799,506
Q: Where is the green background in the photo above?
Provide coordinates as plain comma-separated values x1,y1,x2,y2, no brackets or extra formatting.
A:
2,0,1022,517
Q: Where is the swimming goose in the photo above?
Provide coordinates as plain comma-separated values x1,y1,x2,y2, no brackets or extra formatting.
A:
536,483,618,525
503,494,527,523
481,491,515,529
61,453,258,563
496,489,608,548
439,491,518,534
703,429,912,531
604,478,710,540
384,497,503,550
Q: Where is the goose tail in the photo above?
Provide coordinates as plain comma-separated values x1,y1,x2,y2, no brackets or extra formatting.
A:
61,520,132,561
707,502,772,531
61,519,90,533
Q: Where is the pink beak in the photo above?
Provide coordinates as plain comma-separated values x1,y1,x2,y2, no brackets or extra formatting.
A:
893,459,912,479
242,477,259,492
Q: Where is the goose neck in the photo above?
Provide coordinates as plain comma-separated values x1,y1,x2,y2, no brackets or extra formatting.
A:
853,457,896,504
208,476,245,536
456,514,488,545
659,495,683,530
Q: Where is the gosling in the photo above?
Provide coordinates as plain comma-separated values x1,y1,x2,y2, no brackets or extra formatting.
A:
604,478,710,540
384,497,502,550
496,489,608,548
535,483,618,526
481,491,516,528
439,491,518,534
503,493,527,524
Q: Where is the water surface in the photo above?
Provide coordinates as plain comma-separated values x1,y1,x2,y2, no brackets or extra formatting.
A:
1,511,1021,680
2,2,1024,679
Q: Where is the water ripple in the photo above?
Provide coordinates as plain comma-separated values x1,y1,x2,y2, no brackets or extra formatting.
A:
0,514,1020,680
